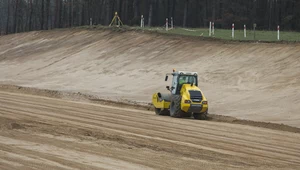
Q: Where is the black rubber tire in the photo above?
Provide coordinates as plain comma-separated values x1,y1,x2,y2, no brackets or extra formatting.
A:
170,95,184,118
193,111,208,120
155,108,170,116
185,113,192,118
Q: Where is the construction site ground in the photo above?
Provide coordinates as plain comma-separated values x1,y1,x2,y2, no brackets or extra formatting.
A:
0,28,300,169
1,88,300,170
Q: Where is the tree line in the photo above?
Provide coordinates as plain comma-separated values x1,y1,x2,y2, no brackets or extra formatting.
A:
1,0,300,35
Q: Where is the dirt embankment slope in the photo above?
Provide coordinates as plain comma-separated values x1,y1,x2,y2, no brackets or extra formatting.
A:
0,29,299,127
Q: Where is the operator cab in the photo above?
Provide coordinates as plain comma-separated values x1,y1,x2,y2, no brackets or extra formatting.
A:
165,70,198,95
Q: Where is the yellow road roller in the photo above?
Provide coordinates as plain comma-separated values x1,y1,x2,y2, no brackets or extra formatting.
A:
152,70,208,119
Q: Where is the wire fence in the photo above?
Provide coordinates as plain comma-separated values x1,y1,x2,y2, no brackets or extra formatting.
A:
138,17,300,42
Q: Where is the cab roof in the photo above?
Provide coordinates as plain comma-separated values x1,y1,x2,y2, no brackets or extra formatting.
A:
174,71,198,76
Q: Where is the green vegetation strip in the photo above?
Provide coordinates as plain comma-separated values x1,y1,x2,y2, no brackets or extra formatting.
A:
142,27,300,42
76,25,300,42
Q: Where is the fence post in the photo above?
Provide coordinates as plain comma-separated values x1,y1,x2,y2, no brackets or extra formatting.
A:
166,18,169,31
277,25,280,41
253,23,257,40
244,25,247,38
232,23,235,39
143,17,145,28
209,21,212,37
90,18,92,26
141,15,144,28
212,22,215,36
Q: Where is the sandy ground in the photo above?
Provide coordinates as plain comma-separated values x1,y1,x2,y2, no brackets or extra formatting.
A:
0,29,299,128
1,90,300,170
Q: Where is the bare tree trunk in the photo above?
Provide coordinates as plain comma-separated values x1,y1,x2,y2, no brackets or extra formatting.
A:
252,0,257,27
13,0,19,33
183,0,189,27
28,0,33,31
87,0,91,24
106,0,112,25
0,1,2,34
166,0,170,18
0,0,4,34
45,0,50,30
212,0,216,22
80,1,84,25
55,0,60,28
68,0,71,27
41,0,44,30
268,0,273,30
71,0,74,27
77,0,82,26
280,0,286,29
33,0,38,30
275,0,279,25
148,0,153,27
123,0,129,23
133,0,139,19
19,1,24,32
220,0,224,27
59,0,63,27
6,0,10,34
171,0,176,22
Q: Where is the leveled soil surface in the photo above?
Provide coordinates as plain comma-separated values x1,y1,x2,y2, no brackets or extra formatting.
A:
1,90,300,170
1,28,300,169
0,29,299,127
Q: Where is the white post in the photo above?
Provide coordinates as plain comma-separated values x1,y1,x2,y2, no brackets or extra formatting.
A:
90,18,92,26
141,15,144,28
166,18,168,31
277,25,280,41
143,17,145,28
212,22,215,35
171,17,174,29
244,24,246,38
232,23,235,39
209,21,212,37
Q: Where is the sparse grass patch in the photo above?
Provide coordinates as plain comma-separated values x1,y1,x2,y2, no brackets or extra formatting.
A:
76,25,300,42
134,26,300,42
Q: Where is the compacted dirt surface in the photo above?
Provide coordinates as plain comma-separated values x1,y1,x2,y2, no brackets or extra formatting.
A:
0,29,300,127
0,28,300,169
1,90,300,170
